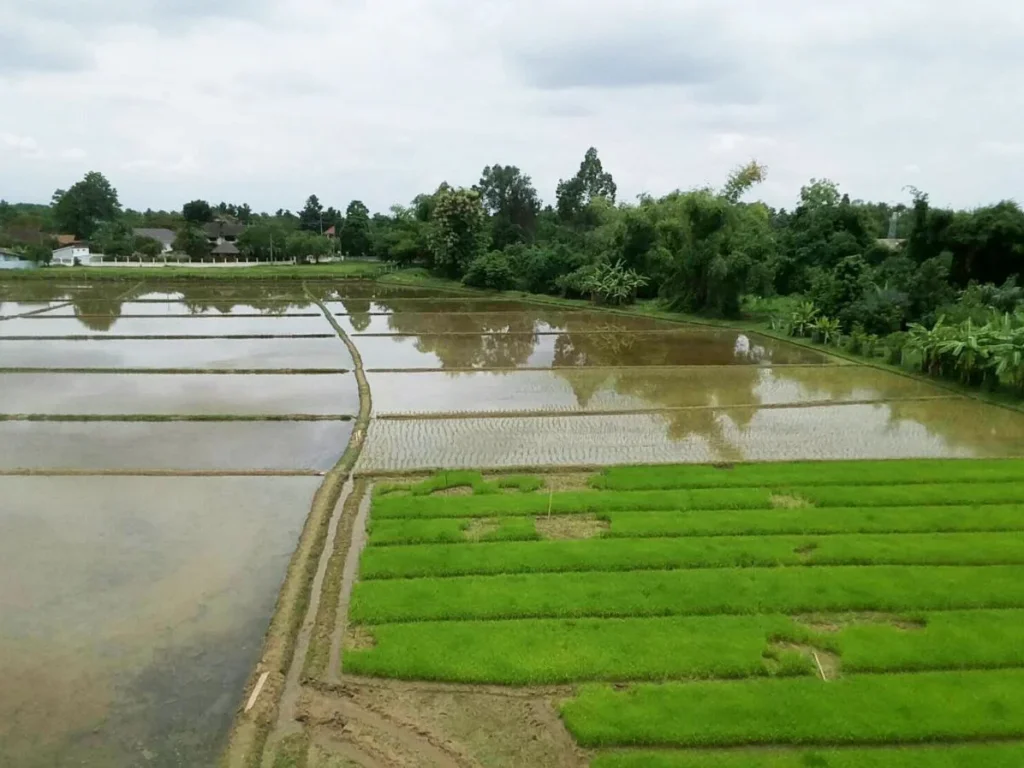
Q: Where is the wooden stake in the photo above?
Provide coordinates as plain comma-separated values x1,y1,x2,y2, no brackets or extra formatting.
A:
245,671,270,712
812,651,828,682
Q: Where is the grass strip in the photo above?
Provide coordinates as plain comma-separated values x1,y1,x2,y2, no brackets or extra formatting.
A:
366,506,1024,546
592,460,1024,490
591,744,1024,768
358,533,1024,579
348,565,1024,624
343,615,813,684
561,669,1024,747
371,488,772,519
832,609,1024,673
604,505,1024,538
367,517,540,546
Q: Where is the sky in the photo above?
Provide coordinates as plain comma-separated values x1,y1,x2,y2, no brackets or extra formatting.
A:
1,0,1022,214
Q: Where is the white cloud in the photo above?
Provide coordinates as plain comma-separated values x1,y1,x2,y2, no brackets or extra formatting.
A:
0,0,1021,212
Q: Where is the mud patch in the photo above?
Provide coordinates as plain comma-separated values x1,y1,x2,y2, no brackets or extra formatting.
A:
543,472,594,492
432,485,474,497
464,518,501,541
797,612,927,633
794,542,819,558
536,514,609,540
767,641,841,681
771,493,812,509
344,627,377,652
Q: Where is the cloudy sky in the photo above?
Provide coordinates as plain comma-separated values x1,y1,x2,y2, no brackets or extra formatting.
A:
1,0,1021,214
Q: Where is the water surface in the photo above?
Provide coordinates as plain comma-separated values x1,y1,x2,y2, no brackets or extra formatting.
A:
0,315,333,336
0,337,352,370
369,367,948,415
336,310,681,336
0,475,320,767
0,420,352,470
0,373,358,415
354,329,830,370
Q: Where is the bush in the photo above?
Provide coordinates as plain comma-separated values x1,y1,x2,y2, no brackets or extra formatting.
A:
462,250,517,290
840,286,909,336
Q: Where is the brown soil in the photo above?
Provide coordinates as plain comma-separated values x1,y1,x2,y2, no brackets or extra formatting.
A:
793,542,819,557
344,627,377,652
770,493,812,509
537,473,594,492
769,641,842,681
289,679,587,768
536,515,609,540
432,486,474,497
463,519,500,541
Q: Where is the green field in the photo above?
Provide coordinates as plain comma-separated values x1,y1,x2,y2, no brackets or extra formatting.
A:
344,460,1024,765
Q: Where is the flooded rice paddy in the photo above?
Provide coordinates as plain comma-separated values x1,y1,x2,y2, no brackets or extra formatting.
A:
3,277,1024,765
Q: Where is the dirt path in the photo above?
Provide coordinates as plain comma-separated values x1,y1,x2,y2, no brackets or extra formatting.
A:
328,482,373,684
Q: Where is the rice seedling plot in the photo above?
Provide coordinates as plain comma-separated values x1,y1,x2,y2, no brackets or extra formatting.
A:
0,475,320,767
337,310,684,336
343,460,1024,763
0,372,359,416
0,314,333,337
354,329,830,371
368,367,947,416
356,399,1024,470
0,336,353,370
0,419,352,470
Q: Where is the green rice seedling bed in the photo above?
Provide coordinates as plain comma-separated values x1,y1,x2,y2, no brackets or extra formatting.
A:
833,609,1024,673
591,744,1024,768
370,488,774,519
793,482,1024,507
348,565,1024,624
375,470,542,496
592,459,1024,490
357,533,1024,578
602,506,1024,538
343,615,812,683
561,669,1024,747
367,517,541,546
364,505,1024,546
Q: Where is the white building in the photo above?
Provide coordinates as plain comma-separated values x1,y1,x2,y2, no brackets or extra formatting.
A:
133,228,176,253
52,244,93,265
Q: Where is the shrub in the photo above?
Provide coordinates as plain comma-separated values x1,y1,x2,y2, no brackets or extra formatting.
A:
462,250,517,290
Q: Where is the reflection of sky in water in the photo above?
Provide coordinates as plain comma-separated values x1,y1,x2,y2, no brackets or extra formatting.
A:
0,476,319,768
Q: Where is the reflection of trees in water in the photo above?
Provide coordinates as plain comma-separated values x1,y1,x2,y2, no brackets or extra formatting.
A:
337,298,373,332
172,282,314,316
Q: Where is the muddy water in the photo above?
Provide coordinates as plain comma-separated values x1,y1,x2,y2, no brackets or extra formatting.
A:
369,367,948,415
354,329,830,370
0,475,321,767
358,399,1024,470
0,337,353,369
0,373,358,415
0,420,352,470
336,310,682,336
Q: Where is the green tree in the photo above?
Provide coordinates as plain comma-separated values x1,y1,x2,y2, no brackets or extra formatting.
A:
52,171,121,239
182,199,214,224
556,147,617,225
299,195,325,233
172,224,211,259
340,200,372,258
428,187,488,277
90,220,135,257
237,221,290,261
476,165,541,249
721,161,768,204
135,236,164,258
285,230,331,263
24,240,55,265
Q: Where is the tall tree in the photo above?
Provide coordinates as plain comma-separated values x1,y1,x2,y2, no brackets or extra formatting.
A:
52,171,120,239
340,200,372,258
182,199,214,224
90,221,135,257
556,148,617,226
299,195,325,232
172,224,211,259
428,187,488,277
476,165,541,249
